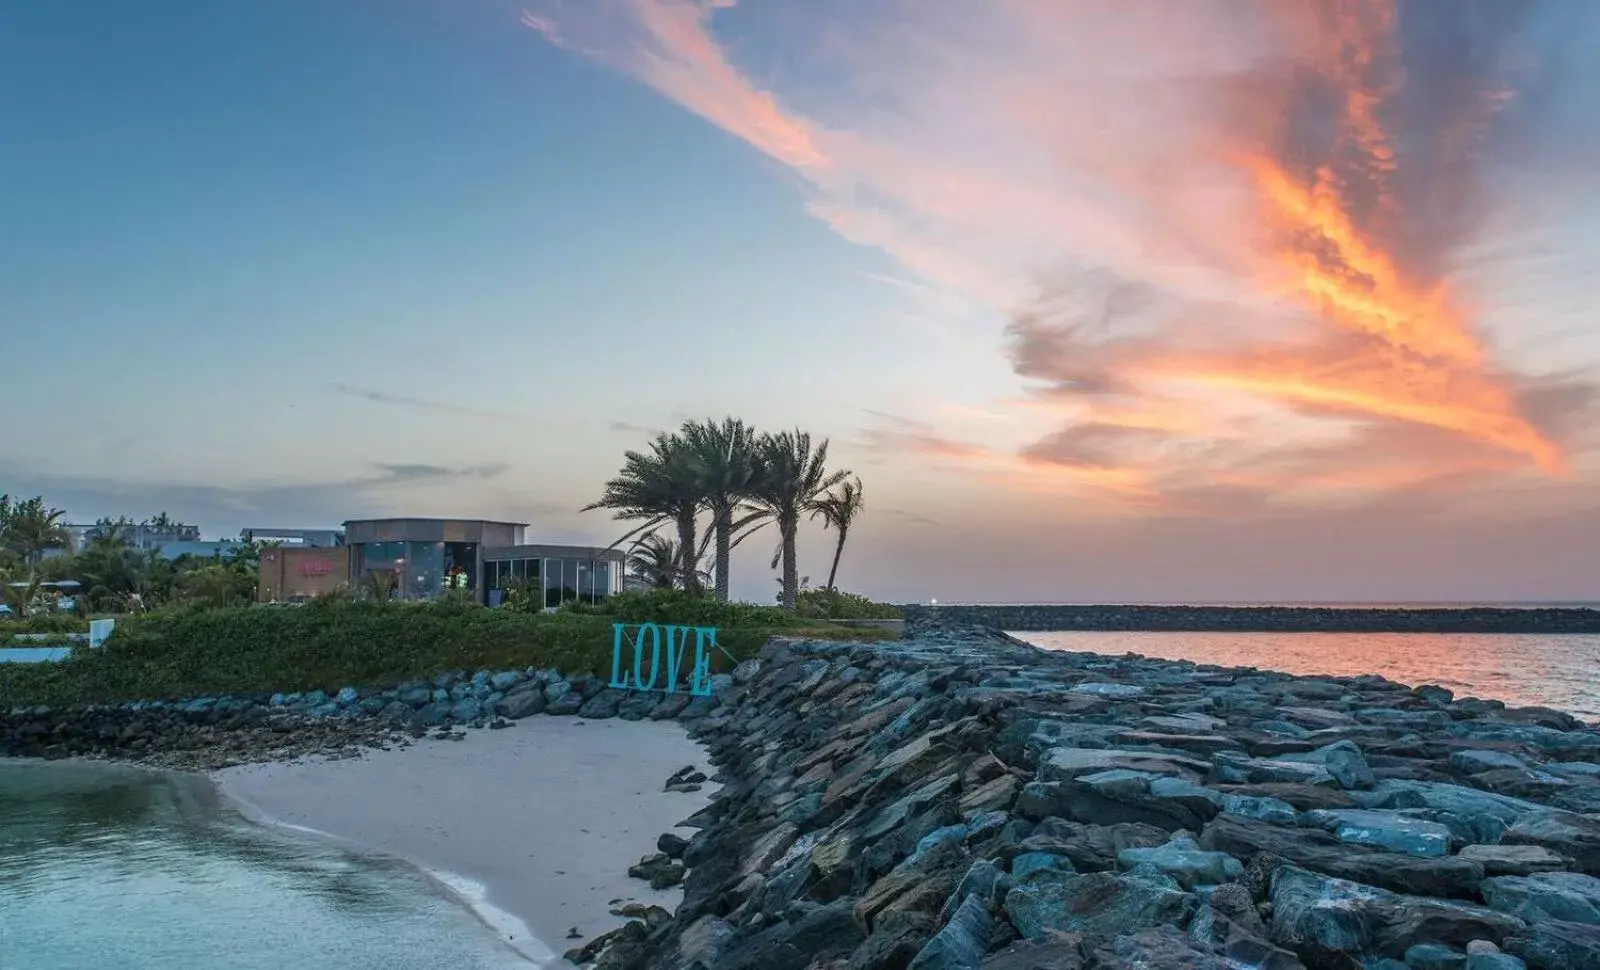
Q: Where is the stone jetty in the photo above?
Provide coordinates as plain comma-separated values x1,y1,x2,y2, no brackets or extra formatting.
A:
590,622,1600,970
902,604,1600,634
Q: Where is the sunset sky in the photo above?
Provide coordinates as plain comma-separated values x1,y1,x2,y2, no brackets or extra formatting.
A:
5,1,1600,604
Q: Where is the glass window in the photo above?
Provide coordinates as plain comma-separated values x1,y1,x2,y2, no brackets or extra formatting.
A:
592,560,612,599
405,541,445,600
563,559,578,603
544,559,561,609
444,542,477,592
523,558,540,585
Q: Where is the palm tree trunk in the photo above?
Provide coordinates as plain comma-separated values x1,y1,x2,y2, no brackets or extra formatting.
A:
714,508,732,603
825,526,847,591
780,517,800,610
675,510,698,591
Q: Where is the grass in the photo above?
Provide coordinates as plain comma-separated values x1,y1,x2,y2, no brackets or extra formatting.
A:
0,599,891,709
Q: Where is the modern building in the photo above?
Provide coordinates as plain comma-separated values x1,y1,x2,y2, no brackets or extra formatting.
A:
259,546,352,603
338,518,624,607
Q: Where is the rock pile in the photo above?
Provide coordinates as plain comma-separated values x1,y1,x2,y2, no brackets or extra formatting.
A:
0,665,726,770
590,627,1600,970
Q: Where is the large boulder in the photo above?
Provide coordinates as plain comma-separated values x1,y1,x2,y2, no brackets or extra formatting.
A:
494,686,545,720
1303,809,1455,858
1482,872,1600,926
1202,813,1486,899
1002,870,1195,942
1269,865,1524,961
907,894,992,970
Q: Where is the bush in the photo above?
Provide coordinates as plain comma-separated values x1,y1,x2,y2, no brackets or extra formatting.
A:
794,589,902,621
0,614,91,636
563,588,799,628
0,599,891,708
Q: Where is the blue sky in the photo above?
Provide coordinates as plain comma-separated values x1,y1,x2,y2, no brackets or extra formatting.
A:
5,1,1600,603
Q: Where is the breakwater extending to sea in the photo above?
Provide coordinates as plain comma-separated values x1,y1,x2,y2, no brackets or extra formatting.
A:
10,620,1600,968
903,603,1600,634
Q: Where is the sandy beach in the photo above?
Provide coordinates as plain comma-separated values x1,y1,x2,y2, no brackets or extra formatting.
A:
213,716,716,966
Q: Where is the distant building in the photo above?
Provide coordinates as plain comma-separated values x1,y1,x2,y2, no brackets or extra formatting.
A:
63,521,202,554
240,527,344,548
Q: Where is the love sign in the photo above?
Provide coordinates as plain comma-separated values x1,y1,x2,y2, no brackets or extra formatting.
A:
610,622,720,696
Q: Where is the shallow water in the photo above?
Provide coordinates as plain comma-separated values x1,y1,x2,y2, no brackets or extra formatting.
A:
0,760,532,970
1017,630,1600,719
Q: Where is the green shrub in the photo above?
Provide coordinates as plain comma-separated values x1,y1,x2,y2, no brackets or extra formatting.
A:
794,589,903,620
0,599,891,708
0,614,90,635
564,588,798,628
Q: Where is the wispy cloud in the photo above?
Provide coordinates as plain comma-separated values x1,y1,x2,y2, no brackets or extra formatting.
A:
524,0,1600,515
330,383,534,422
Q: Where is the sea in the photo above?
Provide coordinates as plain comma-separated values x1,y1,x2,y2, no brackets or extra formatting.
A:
6,624,1598,968
1016,629,1600,721
0,760,532,970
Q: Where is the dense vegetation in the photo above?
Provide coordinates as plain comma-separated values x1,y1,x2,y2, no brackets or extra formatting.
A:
0,592,896,708
0,497,257,616
589,417,866,608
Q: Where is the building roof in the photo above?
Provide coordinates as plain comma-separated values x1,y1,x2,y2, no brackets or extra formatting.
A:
342,517,529,528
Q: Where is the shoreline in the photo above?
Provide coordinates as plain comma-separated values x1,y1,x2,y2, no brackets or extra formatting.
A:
218,788,553,965
210,716,716,965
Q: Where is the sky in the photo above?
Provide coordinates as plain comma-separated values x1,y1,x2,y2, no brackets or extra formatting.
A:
4,0,1600,604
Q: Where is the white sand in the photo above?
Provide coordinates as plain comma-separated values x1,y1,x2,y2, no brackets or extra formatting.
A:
213,717,715,966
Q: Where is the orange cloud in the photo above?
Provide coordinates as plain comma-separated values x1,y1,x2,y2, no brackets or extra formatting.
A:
523,0,1595,514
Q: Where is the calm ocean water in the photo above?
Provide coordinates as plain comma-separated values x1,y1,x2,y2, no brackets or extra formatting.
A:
0,761,532,970
1017,631,1600,720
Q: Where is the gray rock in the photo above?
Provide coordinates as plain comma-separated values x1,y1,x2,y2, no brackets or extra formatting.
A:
488,670,523,691
908,894,992,970
1452,750,1528,774
1503,810,1600,875
494,687,545,720
1070,682,1143,698
579,689,623,719
1269,865,1524,958
1458,845,1570,877
450,698,484,723
1482,872,1600,926
1320,739,1377,790
413,700,452,727
1003,870,1194,941
377,701,412,725
545,691,583,716
1405,943,1467,969
1304,808,1454,858
1505,918,1600,969
543,680,571,704
1116,835,1243,889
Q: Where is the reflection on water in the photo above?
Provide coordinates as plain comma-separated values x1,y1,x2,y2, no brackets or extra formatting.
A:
0,761,529,970
1018,631,1600,720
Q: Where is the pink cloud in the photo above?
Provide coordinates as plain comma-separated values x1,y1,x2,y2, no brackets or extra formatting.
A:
522,0,1598,515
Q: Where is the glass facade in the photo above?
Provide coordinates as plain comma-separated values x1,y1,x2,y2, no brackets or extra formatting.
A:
485,556,615,608
350,540,478,601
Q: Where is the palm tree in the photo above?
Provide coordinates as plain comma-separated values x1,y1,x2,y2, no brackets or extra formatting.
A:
626,532,682,590
584,432,705,590
0,496,69,568
812,477,864,591
750,431,849,610
680,417,766,602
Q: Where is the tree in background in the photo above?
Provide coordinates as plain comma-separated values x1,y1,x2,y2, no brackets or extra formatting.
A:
749,431,850,610
680,417,767,602
812,477,864,592
585,433,705,591
0,495,70,567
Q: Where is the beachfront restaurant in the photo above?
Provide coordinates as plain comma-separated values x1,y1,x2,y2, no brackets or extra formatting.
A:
341,518,623,607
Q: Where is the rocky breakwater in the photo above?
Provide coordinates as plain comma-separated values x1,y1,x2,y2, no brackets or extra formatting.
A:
588,625,1600,970
1,666,730,771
